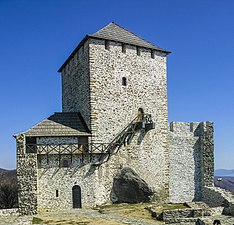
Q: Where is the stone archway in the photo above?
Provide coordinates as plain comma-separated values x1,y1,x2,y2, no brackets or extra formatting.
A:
72,185,81,208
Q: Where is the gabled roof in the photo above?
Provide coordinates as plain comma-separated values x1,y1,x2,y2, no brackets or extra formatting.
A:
58,22,170,72
17,112,91,137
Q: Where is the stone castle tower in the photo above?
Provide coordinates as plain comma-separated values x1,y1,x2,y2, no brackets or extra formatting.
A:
15,22,214,215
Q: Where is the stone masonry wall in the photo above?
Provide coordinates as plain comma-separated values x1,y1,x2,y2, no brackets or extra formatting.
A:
17,36,215,212
0,208,19,217
169,122,214,203
62,41,91,129
200,122,214,187
203,186,234,216
36,133,169,211
44,38,170,210
16,134,37,215
36,136,122,210
169,122,202,203
88,39,169,201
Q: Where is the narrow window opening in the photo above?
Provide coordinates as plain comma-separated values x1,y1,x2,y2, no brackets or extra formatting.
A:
151,50,155,59
78,136,88,153
137,108,144,121
137,47,140,56
105,40,110,50
26,137,37,153
38,155,42,168
56,190,59,197
63,159,69,168
122,77,127,86
122,43,126,53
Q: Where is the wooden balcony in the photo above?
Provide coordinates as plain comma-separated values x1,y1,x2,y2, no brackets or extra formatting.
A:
26,143,111,155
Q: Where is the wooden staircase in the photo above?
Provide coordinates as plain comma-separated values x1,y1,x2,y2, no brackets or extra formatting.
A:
92,113,155,166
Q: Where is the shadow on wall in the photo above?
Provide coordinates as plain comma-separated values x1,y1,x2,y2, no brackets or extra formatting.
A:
193,139,202,201
193,124,202,202
38,154,97,179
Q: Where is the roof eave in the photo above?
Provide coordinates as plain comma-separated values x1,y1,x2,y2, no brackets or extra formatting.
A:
22,133,91,137
89,35,171,54
58,35,89,73
58,34,171,73
14,130,91,137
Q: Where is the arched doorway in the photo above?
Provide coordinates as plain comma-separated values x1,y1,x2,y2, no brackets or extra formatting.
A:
72,185,81,208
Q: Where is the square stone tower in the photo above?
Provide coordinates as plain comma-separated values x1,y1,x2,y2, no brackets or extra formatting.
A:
16,22,171,214
59,22,171,200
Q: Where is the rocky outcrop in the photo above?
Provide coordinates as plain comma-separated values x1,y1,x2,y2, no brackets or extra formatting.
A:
161,208,211,223
112,167,154,203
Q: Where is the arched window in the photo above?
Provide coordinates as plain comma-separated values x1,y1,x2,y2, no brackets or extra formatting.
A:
137,108,144,122
62,159,69,168
122,77,127,86
138,108,144,114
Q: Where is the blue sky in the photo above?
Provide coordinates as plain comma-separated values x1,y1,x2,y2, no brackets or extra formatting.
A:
0,0,233,169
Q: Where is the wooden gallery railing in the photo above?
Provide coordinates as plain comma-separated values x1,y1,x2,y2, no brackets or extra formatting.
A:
25,114,155,165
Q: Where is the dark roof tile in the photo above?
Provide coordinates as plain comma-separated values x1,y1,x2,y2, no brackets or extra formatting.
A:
18,112,90,137
89,22,170,52
58,22,170,72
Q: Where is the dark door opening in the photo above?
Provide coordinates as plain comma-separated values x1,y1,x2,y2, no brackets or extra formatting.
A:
72,185,81,208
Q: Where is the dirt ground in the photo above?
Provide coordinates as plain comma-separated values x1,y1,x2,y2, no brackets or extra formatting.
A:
32,203,166,225
0,203,234,225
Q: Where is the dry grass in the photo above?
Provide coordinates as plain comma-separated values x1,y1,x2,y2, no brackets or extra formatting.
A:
98,203,153,220
32,215,123,225
98,202,187,218
33,203,187,225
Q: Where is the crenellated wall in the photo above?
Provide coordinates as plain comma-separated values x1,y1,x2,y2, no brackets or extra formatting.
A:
169,121,214,203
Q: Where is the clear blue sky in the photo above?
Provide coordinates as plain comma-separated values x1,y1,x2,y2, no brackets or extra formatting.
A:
0,0,233,169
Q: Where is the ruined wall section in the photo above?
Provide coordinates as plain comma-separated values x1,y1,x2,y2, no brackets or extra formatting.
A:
169,121,214,203
200,122,214,188
203,186,234,216
169,122,202,203
61,41,91,129
89,39,169,201
16,134,37,215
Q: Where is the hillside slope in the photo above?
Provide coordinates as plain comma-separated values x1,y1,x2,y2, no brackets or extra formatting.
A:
0,168,18,209
214,176,234,193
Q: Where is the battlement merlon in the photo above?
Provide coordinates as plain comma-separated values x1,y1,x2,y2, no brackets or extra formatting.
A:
169,121,214,137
